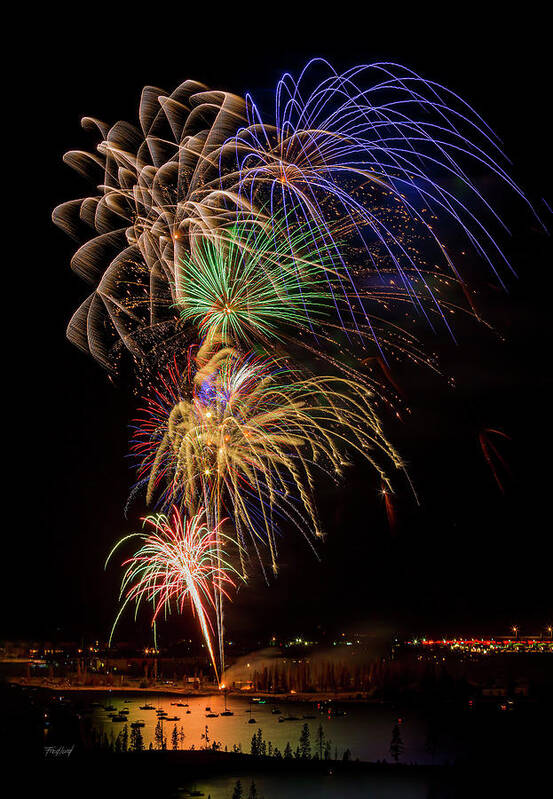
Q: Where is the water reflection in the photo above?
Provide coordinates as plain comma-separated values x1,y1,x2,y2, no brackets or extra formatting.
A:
181,772,434,799
90,692,433,763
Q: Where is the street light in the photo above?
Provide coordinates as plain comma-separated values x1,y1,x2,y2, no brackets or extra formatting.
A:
547,626,552,639
512,625,519,640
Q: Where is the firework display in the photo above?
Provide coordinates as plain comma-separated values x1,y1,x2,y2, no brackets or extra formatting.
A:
55,59,532,680
106,507,240,681
132,342,402,578
176,211,334,346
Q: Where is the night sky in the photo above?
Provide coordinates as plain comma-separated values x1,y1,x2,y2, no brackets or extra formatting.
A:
7,14,552,646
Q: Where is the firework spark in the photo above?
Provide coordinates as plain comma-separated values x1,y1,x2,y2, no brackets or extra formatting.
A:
220,59,537,341
132,343,403,577
176,211,334,346
106,505,240,681
52,82,248,373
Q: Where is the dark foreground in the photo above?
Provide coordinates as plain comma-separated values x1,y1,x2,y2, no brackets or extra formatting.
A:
3,681,551,798
10,745,548,799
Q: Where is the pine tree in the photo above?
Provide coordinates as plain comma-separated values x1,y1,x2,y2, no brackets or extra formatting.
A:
316,724,325,759
299,723,311,759
283,741,293,759
390,723,404,763
232,780,243,799
256,728,266,757
201,725,210,750
171,724,178,750
130,726,144,752
121,724,128,753
154,719,164,750
250,732,258,756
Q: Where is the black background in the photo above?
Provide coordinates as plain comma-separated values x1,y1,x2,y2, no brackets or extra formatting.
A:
6,10,552,646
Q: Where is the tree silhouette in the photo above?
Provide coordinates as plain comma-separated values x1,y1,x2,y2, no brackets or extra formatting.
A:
256,728,266,757
316,724,325,759
154,719,165,750
390,722,404,763
201,725,210,750
130,726,144,751
299,723,311,759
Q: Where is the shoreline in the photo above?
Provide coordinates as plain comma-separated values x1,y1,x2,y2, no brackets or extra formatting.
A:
7,676,381,703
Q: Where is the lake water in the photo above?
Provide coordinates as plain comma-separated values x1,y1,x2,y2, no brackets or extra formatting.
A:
184,772,437,799
88,692,434,763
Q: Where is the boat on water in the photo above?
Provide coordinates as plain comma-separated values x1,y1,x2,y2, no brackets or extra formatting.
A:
164,716,180,721
280,715,301,721
139,704,155,710
104,705,116,711
220,694,233,716
175,703,189,707
205,706,211,711
246,701,256,724
271,707,282,714
205,712,219,718
111,715,127,722
130,721,145,728
186,710,191,714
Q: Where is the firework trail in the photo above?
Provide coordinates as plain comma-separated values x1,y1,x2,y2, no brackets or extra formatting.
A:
223,58,538,336
106,505,241,681
479,428,511,493
132,342,403,577
52,83,248,375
